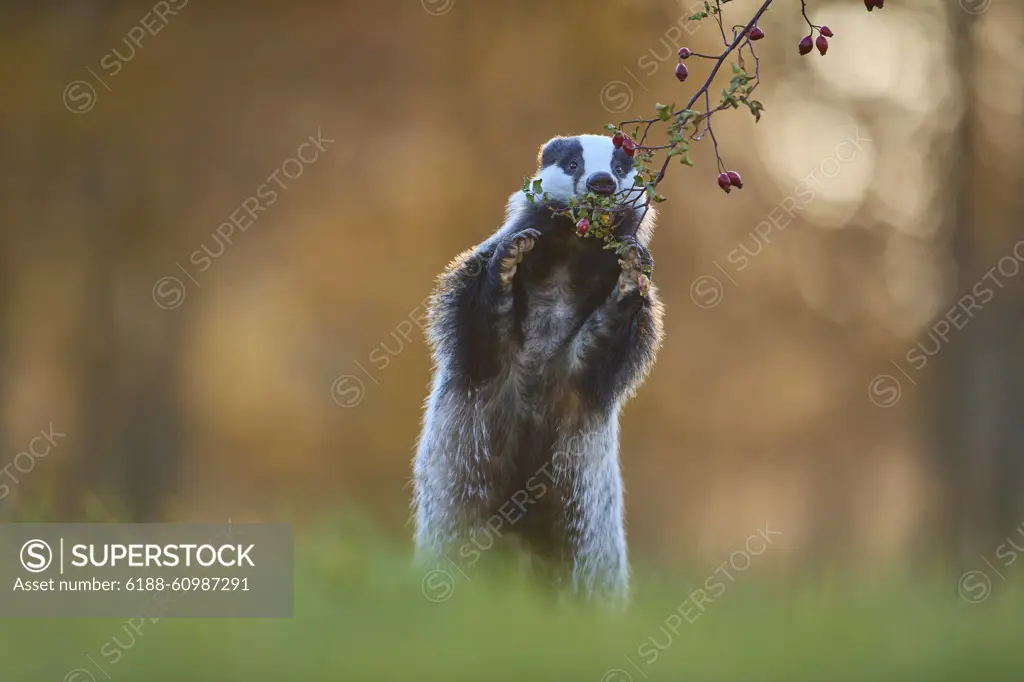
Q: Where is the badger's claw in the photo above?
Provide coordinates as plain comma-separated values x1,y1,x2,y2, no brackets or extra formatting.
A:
615,237,653,277
498,228,541,285
614,237,654,298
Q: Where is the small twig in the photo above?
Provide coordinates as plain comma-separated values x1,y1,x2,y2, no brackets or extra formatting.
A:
800,0,817,31
714,0,729,45
648,0,774,190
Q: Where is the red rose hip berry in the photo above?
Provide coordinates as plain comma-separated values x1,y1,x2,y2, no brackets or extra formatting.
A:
816,35,829,55
576,218,590,236
798,35,814,55
820,25,834,37
717,172,732,193
749,27,765,41
678,47,692,59
727,171,743,189
675,63,689,82
612,132,624,148
621,137,636,157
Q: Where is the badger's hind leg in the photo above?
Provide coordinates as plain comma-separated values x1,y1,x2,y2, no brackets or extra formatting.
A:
548,426,630,607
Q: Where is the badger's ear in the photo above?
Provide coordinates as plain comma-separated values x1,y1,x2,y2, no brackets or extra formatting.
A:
538,136,571,168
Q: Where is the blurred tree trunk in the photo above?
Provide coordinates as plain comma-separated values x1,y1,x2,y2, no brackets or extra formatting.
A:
57,0,185,521
0,231,8,478
933,8,1024,560
994,92,1024,530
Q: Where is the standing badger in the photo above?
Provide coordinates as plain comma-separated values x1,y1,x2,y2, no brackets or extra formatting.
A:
413,134,664,604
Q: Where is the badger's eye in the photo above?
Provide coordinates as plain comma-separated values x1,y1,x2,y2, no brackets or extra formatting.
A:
568,161,579,171
614,164,624,174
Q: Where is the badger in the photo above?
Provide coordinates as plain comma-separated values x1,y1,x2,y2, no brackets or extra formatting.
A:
412,133,664,604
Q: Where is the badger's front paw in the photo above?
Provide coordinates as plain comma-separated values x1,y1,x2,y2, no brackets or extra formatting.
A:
614,237,653,298
496,228,540,285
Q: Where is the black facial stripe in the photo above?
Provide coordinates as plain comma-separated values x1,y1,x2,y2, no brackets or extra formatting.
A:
612,148,635,176
540,137,585,185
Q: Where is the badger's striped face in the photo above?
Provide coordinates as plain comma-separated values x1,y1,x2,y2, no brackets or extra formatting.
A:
532,134,639,204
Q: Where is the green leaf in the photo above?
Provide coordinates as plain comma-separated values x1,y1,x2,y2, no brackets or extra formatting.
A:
680,154,694,166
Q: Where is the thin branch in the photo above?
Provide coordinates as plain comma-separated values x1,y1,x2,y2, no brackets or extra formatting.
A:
649,0,774,185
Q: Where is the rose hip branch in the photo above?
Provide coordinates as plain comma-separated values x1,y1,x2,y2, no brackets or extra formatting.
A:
529,0,883,258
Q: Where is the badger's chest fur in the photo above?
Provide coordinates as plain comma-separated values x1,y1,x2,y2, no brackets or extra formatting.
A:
516,219,620,375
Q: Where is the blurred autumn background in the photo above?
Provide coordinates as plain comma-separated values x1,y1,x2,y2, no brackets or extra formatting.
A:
1,0,1023,679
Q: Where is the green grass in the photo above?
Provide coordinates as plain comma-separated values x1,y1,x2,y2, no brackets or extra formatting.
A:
2,524,1022,682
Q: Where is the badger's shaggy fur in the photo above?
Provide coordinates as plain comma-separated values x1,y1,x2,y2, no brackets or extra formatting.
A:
413,134,664,604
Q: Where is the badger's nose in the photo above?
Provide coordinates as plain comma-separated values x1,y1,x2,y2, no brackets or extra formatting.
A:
586,172,617,196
